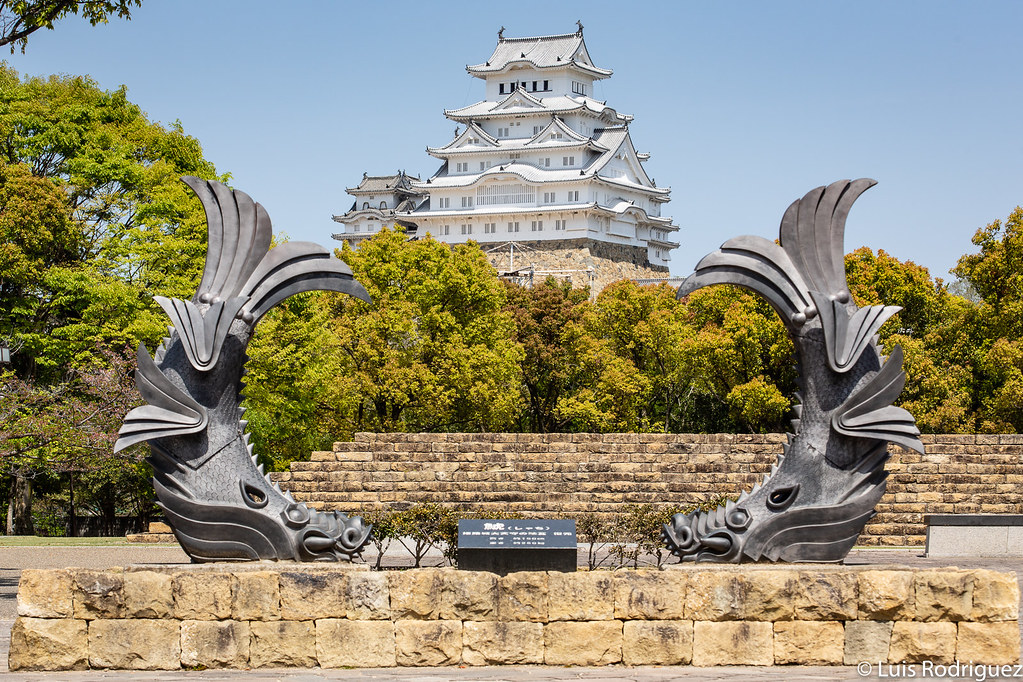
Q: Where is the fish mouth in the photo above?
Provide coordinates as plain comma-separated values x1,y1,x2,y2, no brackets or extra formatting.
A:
662,512,740,562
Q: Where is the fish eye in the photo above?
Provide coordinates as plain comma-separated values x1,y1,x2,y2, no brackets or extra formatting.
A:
766,483,800,511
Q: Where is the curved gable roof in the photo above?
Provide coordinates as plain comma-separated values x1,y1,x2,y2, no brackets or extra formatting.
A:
467,31,612,79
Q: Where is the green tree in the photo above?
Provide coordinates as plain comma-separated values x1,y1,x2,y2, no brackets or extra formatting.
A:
243,290,360,471
243,227,524,469
0,65,219,379
503,278,590,432
677,285,795,432
0,65,218,532
951,207,1023,431
1,1,139,52
846,247,977,433
0,345,141,534
330,227,522,434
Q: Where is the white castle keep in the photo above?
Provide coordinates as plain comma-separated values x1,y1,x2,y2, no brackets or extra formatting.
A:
333,25,679,288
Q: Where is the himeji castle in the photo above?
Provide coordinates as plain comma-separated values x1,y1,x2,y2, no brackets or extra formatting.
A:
333,25,679,290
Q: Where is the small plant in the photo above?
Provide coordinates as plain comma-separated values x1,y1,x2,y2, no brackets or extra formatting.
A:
393,503,454,568
360,508,400,570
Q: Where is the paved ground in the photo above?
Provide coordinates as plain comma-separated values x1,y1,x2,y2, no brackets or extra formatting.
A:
1,545,1021,679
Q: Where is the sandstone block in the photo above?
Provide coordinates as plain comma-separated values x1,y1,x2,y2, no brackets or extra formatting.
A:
692,620,773,666
548,571,613,621
18,569,72,618
793,571,857,620
970,569,1020,621
173,571,233,620
446,570,498,620
957,622,1020,664
685,571,794,621
149,521,172,533
8,617,88,671
232,570,280,621
390,569,497,620
499,571,548,622
181,620,250,668
316,619,396,667
123,570,173,618
462,622,543,665
279,570,346,620
89,618,180,670
395,620,462,666
249,620,316,668
858,571,914,620
888,622,956,663
544,621,622,666
614,571,685,620
346,571,391,620
622,620,692,665
73,569,124,619
844,620,893,665
914,571,972,621
774,621,844,665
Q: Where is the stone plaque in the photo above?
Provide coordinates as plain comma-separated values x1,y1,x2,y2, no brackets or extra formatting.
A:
457,520,576,574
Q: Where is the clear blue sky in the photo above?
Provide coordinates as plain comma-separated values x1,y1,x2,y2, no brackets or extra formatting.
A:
6,1,1022,281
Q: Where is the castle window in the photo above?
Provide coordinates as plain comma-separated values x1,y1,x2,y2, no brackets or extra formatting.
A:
572,81,587,96
461,224,473,235
477,183,535,206
540,157,550,168
363,202,369,209
562,156,575,166
379,201,387,209
499,83,506,94
568,191,580,202
441,224,450,235
531,81,537,91
506,221,520,233
531,220,543,232
461,196,473,208
484,222,496,234
479,162,485,171
543,80,549,91
555,220,565,231
543,191,555,203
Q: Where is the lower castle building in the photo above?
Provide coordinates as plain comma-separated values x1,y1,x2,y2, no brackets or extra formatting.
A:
332,26,679,292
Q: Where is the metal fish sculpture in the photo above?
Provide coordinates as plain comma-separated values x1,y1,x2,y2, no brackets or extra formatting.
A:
115,177,372,562
664,179,924,563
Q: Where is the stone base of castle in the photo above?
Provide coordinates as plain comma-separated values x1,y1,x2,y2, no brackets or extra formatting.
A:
484,239,670,293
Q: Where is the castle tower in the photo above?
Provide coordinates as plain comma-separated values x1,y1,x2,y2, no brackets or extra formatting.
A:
334,26,679,290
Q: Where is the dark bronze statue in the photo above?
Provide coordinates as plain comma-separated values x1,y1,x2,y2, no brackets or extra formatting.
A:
115,178,371,562
664,179,924,563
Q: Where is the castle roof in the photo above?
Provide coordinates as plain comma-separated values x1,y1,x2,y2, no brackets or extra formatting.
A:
415,126,669,198
346,170,423,195
467,30,612,80
428,117,598,158
446,93,630,123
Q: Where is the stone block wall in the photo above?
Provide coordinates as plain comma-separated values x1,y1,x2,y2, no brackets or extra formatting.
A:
483,238,668,292
271,433,1023,546
10,565,1019,670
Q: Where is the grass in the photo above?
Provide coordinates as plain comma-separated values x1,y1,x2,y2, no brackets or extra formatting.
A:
0,536,139,547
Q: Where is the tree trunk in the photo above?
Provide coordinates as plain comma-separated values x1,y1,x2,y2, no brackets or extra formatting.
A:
68,473,77,537
6,475,34,535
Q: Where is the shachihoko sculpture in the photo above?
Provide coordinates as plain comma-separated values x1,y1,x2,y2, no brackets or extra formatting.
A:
663,179,924,563
114,178,372,562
